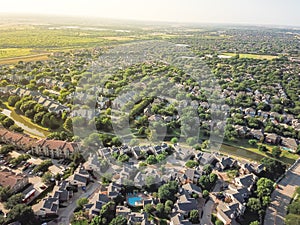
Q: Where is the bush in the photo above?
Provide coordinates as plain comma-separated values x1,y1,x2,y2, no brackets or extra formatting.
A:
185,160,199,168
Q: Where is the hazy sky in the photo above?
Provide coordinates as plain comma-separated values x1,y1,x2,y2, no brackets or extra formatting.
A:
0,0,299,26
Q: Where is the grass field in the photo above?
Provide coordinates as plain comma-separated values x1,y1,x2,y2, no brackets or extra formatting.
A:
224,139,298,165
0,53,50,65
223,52,278,60
0,48,35,59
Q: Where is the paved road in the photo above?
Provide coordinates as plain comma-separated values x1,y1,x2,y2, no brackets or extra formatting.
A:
264,160,300,225
55,181,101,225
200,179,223,225
200,198,215,225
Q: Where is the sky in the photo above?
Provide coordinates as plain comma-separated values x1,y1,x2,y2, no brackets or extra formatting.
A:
0,0,299,26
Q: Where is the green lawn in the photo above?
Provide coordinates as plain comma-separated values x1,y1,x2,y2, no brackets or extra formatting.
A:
223,52,278,60
4,104,50,138
0,48,34,59
223,139,298,165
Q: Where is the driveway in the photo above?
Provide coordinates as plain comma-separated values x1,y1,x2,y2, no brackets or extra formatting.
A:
55,181,101,225
200,179,223,225
264,160,300,225
200,198,215,225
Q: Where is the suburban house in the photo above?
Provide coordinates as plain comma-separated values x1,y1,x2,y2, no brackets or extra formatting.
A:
234,174,257,192
281,137,299,153
216,157,238,171
181,183,202,197
116,205,131,217
38,197,59,218
174,191,198,216
68,164,91,188
216,196,246,225
52,181,73,203
170,213,193,225
264,133,281,145
195,152,217,166
244,108,256,117
87,193,110,217
249,129,264,141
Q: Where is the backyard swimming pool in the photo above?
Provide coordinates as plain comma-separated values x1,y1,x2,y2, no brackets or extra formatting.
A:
127,196,143,206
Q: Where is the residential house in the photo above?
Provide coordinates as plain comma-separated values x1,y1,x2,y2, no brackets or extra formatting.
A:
88,193,110,217
195,152,217,166
180,169,201,184
174,191,198,216
234,174,257,192
244,108,256,117
216,197,245,225
52,181,73,203
107,182,122,200
249,129,264,141
181,183,202,197
0,169,29,193
173,144,193,161
240,163,264,175
116,205,131,217
281,137,298,153
68,164,90,188
170,213,193,225
38,197,59,217
216,157,238,171
264,133,281,145
234,125,249,138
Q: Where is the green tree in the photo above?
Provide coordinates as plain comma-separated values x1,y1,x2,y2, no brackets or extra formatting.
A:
64,117,73,132
109,215,127,225
203,190,209,198
248,139,258,146
247,198,262,212
146,155,157,165
144,204,154,214
272,146,282,158
158,181,178,202
171,137,178,144
7,204,36,224
156,203,165,217
42,172,53,184
8,95,20,107
0,186,12,202
185,160,199,168
5,193,24,210
76,198,89,210
189,209,199,223
256,178,274,199
288,201,300,214
203,164,213,174
285,213,300,225
249,221,260,225
258,145,268,152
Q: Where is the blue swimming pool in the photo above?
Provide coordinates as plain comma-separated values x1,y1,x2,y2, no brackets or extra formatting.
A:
127,196,142,206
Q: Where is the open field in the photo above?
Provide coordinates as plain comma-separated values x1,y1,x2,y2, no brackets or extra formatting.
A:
0,53,50,65
0,48,34,58
223,52,278,60
224,139,298,165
